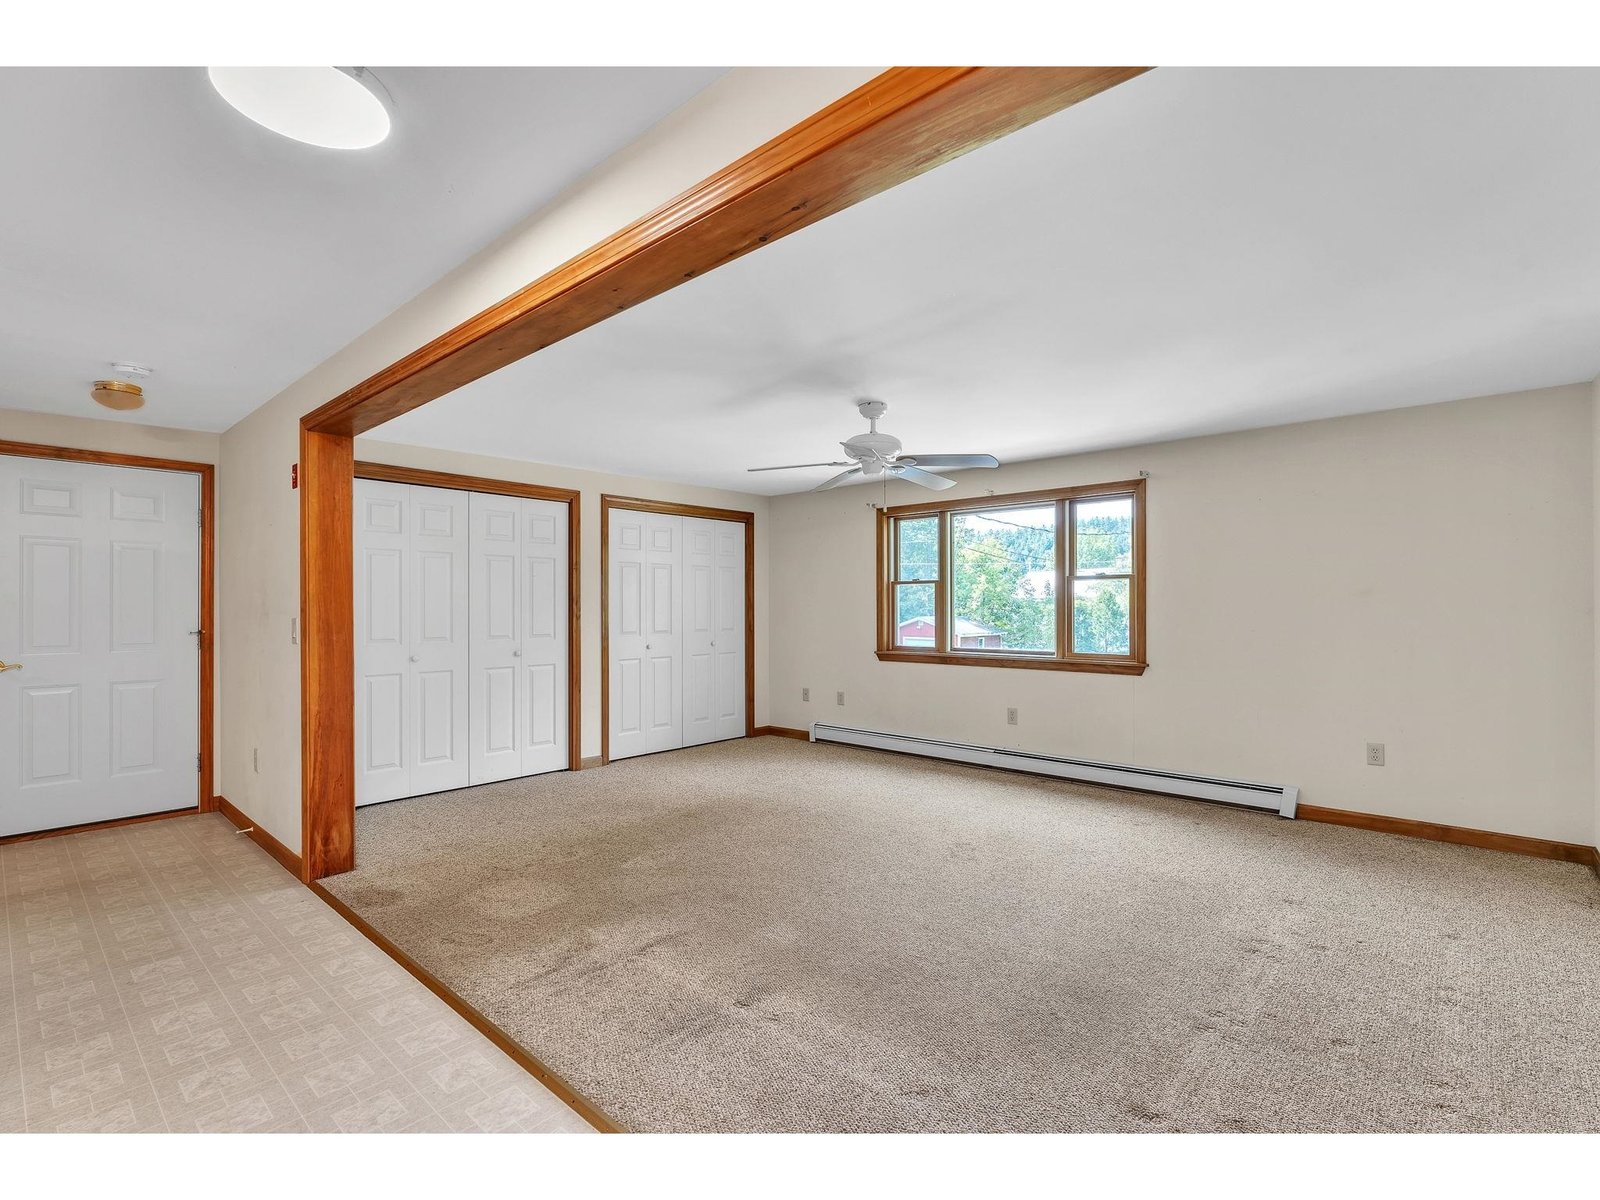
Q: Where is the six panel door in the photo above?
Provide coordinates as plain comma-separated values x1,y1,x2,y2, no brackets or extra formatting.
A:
0,455,201,837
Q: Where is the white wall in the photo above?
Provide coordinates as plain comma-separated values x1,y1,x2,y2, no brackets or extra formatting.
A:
1593,373,1600,847
355,438,770,758
768,385,1595,845
218,69,878,851
1,407,224,793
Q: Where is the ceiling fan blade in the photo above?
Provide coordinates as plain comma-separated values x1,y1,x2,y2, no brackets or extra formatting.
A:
813,467,863,491
892,464,958,491
747,461,854,472
896,454,999,469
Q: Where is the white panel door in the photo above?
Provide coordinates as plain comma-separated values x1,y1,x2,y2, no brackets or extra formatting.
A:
683,517,746,747
608,510,682,760
519,498,569,775
408,487,470,796
0,455,200,837
354,480,412,805
710,518,747,742
469,492,525,784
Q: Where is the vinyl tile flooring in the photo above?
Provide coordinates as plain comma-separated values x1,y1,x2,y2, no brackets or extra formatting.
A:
1,812,592,1134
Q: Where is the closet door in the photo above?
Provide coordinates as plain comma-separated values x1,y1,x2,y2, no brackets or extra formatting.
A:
710,518,747,742
354,481,413,805
683,517,746,747
608,510,682,760
518,498,569,775
469,492,524,785
408,488,470,796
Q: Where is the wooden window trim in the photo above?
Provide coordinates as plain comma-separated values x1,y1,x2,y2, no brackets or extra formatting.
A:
875,478,1146,675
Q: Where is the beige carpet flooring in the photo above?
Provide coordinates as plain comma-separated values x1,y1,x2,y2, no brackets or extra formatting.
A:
324,738,1600,1133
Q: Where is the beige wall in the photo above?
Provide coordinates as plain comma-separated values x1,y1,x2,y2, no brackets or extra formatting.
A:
355,439,770,758
0,407,224,792
1,406,219,463
1593,374,1600,847
767,385,1595,845
218,69,878,851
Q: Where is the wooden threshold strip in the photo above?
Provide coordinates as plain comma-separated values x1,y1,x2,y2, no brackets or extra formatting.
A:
0,806,198,848
214,796,617,1132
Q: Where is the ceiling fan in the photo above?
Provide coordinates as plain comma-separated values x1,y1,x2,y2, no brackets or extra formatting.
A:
749,399,1000,491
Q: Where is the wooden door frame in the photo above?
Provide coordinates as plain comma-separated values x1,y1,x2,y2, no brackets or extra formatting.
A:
298,66,1149,880
0,438,217,819
598,495,755,765
353,460,583,776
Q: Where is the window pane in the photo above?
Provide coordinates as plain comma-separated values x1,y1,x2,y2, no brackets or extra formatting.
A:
1074,497,1133,575
896,517,939,581
951,506,1056,653
1072,578,1130,656
894,584,936,646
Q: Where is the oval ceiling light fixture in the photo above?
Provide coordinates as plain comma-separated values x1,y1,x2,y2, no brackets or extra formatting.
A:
207,67,392,150
91,362,152,412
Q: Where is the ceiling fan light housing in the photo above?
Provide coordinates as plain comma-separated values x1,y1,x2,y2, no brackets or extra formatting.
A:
207,66,392,150
91,380,145,411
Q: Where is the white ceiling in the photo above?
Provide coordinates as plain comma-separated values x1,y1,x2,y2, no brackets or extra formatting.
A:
372,67,1600,496
0,66,724,431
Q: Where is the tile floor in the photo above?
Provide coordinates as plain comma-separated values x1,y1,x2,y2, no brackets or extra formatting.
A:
1,812,592,1133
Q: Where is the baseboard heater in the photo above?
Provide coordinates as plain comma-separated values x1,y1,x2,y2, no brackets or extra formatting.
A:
809,723,1299,818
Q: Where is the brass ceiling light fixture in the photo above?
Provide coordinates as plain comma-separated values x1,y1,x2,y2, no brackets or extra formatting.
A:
91,362,152,412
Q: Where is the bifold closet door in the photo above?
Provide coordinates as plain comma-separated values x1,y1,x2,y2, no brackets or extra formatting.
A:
354,481,470,806
682,517,746,747
468,492,570,785
608,509,682,760
0,455,201,837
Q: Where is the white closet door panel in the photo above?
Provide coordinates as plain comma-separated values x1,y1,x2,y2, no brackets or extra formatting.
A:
608,509,681,760
354,480,412,806
519,498,567,775
470,492,524,784
408,487,469,796
712,520,747,742
681,518,718,747
1,456,200,837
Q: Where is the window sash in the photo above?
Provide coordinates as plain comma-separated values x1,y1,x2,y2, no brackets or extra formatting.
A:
877,480,1144,672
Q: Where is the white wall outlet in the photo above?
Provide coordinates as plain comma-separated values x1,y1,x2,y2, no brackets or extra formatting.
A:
802,687,810,702
1366,742,1385,766
836,691,845,706
253,748,260,774
1007,707,1019,726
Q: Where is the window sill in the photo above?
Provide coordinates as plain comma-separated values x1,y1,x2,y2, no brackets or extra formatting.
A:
875,650,1148,676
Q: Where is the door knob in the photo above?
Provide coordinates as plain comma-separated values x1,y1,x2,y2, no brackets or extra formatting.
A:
0,660,20,672
409,655,419,663
512,649,522,657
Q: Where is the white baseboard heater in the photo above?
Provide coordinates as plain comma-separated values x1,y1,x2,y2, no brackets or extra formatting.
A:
809,723,1299,818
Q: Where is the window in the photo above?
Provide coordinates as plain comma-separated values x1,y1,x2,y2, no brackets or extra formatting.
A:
876,479,1145,675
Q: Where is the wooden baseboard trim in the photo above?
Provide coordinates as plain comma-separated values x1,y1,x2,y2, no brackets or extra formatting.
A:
1297,804,1598,866
752,725,810,741
579,755,605,770
0,805,197,848
215,796,304,878
306,880,620,1134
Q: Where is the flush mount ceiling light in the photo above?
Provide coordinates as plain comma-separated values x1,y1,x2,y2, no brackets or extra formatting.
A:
207,67,392,149
91,362,152,412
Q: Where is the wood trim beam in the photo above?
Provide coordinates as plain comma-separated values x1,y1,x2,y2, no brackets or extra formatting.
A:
598,495,757,765
301,67,1147,438
299,428,355,882
0,439,216,815
1296,804,1599,866
352,459,584,774
298,66,1151,877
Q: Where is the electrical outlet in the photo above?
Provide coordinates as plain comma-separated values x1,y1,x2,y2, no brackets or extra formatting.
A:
836,691,845,706
253,748,259,774
1007,707,1018,726
802,688,810,702
1366,742,1385,767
